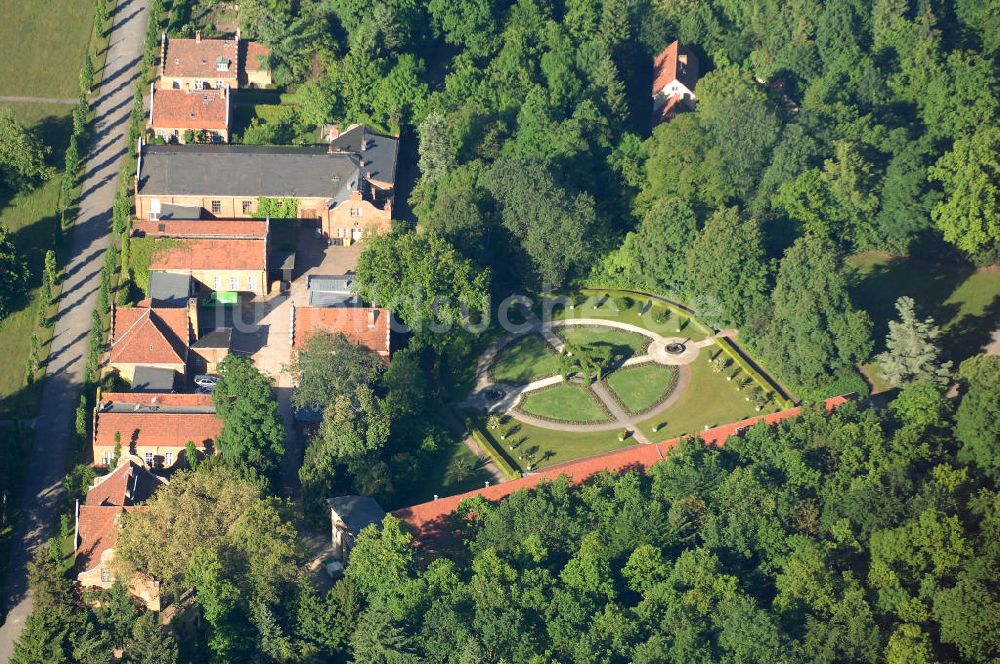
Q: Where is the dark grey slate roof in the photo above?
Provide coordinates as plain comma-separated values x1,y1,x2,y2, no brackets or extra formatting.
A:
327,496,386,535
159,203,204,220
191,328,232,349
131,366,177,393
329,125,399,189
308,274,358,307
138,144,362,199
149,272,192,306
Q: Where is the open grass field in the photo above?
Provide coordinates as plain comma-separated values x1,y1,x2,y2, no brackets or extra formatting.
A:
0,103,73,415
519,384,610,423
468,411,630,472
0,0,97,97
555,325,651,359
636,346,779,441
605,363,678,414
848,253,1000,390
547,289,710,342
491,334,561,385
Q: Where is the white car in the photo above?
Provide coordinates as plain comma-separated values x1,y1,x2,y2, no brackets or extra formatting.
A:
194,375,220,387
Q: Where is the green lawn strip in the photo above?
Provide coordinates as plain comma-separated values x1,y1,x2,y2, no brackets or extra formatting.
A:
518,383,611,424
604,363,678,415
0,0,97,97
848,253,1000,364
555,325,651,360
635,348,779,441
546,289,709,342
490,334,561,385
467,411,633,472
0,163,66,414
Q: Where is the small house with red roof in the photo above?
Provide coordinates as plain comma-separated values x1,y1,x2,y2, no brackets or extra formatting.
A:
75,455,166,609
652,40,699,124
148,85,230,143
108,300,194,384
93,392,222,469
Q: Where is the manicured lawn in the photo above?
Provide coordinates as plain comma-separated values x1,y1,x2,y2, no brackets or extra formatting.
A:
605,364,678,414
546,289,710,342
468,411,631,472
848,253,1000,369
491,334,561,385
556,325,651,359
0,0,97,97
636,346,779,442
519,384,610,423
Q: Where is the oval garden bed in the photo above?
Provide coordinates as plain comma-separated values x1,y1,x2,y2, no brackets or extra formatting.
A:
518,383,611,424
604,363,679,415
555,324,651,362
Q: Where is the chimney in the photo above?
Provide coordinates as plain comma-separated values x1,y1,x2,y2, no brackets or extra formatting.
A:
679,54,688,66
195,30,202,43
367,309,377,328
187,297,199,342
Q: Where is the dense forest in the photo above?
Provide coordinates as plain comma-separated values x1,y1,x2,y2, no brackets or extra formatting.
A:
15,359,1000,662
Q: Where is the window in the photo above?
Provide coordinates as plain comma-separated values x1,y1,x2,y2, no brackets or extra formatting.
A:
144,452,154,465
230,276,239,290
100,568,111,583
248,275,258,292
164,452,173,466
210,200,221,214
194,80,205,90
242,200,253,214
103,450,113,466
215,80,224,89
212,276,221,290
350,207,361,217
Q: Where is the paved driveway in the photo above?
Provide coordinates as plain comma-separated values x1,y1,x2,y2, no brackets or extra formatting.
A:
0,0,149,657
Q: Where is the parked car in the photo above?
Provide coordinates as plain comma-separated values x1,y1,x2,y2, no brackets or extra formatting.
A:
194,375,220,387
196,385,216,395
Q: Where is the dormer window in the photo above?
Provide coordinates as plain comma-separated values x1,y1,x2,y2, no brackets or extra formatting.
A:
216,57,230,72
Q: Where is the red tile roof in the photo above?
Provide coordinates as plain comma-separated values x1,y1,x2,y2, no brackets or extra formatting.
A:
293,306,390,356
75,504,143,574
150,88,228,131
652,40,699,96
393,396,852,543
86,459,166,507
244,42,271,71
149,237,267,272
110,304,190,366
163,36,238,80
134,219,268,239
94,411,222,449
99,392,215,408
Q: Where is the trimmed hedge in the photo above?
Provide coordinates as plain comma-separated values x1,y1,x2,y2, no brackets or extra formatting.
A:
714,337,794,409
466,420,522,480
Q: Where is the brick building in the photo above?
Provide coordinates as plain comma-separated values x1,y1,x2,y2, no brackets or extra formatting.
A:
134,125,398,240
133,218,269,296
93,393,222,469
159,31,271,91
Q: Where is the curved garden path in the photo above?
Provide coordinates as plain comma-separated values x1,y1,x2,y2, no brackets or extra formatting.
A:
462,308,732,444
